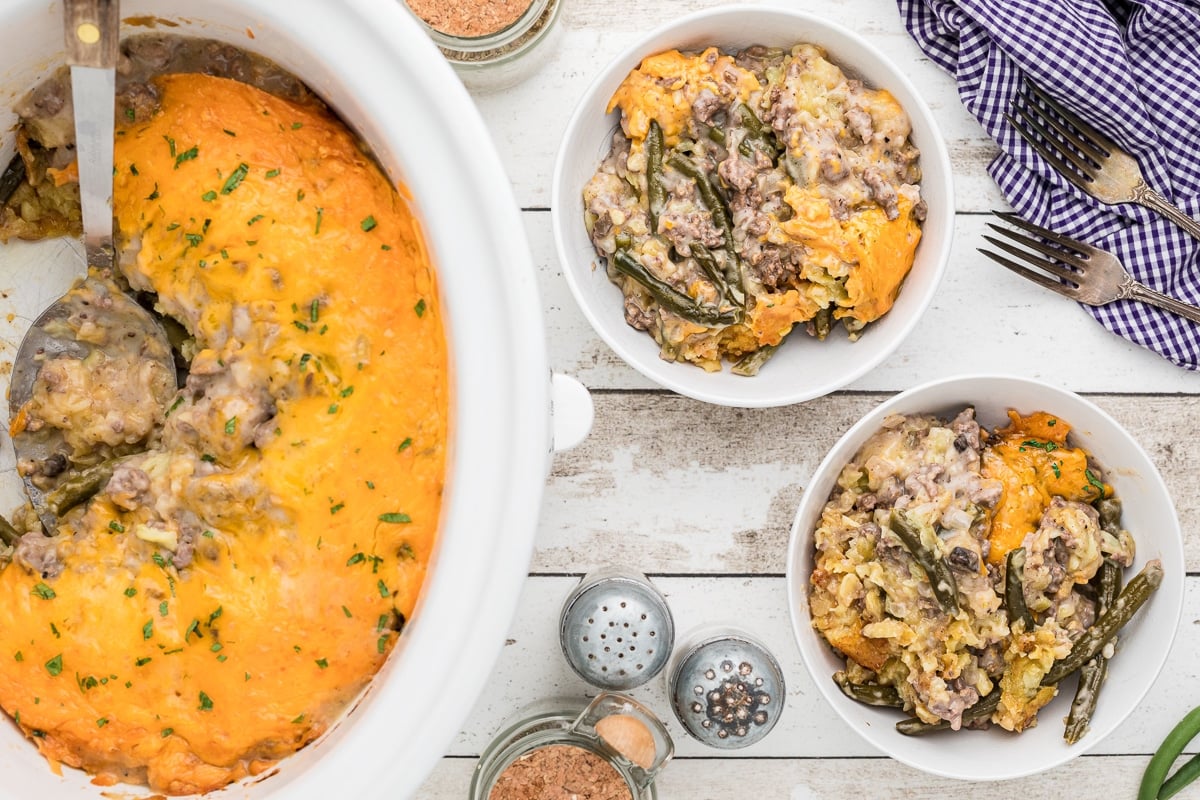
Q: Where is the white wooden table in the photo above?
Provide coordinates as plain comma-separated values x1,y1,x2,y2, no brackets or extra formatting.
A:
419,0,1200,795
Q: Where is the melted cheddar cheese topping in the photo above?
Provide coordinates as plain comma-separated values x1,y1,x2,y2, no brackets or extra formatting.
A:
981,411,1107,565
0,74,447,794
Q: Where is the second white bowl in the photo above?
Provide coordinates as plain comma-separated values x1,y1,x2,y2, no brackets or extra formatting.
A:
551,6,955,407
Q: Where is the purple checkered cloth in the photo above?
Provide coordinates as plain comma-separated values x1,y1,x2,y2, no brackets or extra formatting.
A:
898,0,1200,369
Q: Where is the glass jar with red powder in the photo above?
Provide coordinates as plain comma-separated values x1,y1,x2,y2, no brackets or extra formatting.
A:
470,693,674,800
402,0,562,92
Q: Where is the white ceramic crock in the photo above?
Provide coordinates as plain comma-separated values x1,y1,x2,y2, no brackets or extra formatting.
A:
0,0,590,797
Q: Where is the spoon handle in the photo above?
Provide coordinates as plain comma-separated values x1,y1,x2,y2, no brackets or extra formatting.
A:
65,0,119,268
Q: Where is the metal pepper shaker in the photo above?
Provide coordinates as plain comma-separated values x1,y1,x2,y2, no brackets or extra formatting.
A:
668,627,785,748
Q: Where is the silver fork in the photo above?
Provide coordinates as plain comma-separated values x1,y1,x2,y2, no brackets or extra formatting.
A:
1007,83,1200,243
980,211,1200,324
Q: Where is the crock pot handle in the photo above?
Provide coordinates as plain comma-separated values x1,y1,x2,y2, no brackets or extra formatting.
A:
550,373,593,452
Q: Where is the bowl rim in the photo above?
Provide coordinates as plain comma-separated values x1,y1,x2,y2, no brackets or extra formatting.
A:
784,373,1186,780
550,4,955,408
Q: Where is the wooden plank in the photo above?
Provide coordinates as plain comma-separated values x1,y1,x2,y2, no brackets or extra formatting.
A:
534,212,1200,394
538,393,1200,574
426,577,1200,757
423,754,1152,799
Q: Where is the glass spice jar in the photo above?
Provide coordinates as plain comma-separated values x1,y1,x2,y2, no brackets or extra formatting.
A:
470,692,674,800
402,0,563,93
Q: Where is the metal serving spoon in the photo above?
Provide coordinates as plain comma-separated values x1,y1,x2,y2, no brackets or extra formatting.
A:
8,0,174,533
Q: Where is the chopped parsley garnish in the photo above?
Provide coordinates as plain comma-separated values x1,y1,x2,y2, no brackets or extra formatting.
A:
109,520,125,533
346,552,365,566
1085,469,1107,497
1021,439,1058,453
162,728,174,738
340,386,355,398
124,587,137,598
184,619,201,641
222,163,249,194
223,128,237,137
208,606,223,626
247,214,264,226
360,215,377,232
265,168,280,179
185,232,203,248
366,480,375,490
13,652,22,662
377,635,388,654
198,691,214,711
315,658,328,669
398,437,413,452
293,320,309,332
45,655,63,677
201,454,216,463
159,601,169,617
414,298,426,317
136,657,152,667
147,183,160,201
125,107,136,122
310,299,320,322
164,135,176,157
314,207,324,234
130,163,139,175
201,190,218,202
378,513,412,524
327,404,339,415
1051,462,1062,478
143,620,154,640
377,579,390,598
398,543,415,561
225,417,238,435
330,502,345,515
341,605,353,618
97,718,109,728
174,145,199,168
31,583,56,600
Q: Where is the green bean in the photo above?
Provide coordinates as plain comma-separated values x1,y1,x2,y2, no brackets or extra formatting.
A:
731,344,778,377
1137,706,1200,800
705,125,727,145
833,672,903,708
665,154,746,306
611,249,736,327
1159,753,1200,800
733,102,765,136
1098,497,1123,534
887,510,959,615
0,516,20,548
1064,559,1122,744
690,242,729,301
810,307,833,340
645,120,667,234
0,152,26,205
44,459,119,520
1004,547,1034,631
896,690,1000,736
1042,559,1162,686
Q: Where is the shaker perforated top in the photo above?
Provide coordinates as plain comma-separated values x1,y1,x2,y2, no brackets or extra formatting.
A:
558,569,674,691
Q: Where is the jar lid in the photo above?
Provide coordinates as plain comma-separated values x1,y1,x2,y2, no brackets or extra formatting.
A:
558,568,675,691
668,629,785,748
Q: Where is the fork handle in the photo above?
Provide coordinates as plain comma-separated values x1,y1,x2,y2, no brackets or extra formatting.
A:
1133,182,1200,245
1129,281,1200,325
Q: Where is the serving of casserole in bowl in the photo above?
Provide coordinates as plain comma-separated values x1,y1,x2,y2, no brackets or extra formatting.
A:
551,6,954,407
786,375,1185,780
0,0,580,796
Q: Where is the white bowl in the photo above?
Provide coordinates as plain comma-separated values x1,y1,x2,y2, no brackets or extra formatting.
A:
551,6,954,408
0,1,586,797
785,374,1185,781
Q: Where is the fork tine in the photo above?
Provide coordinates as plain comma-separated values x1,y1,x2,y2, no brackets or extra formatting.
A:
978,248,1083,301
1026,82,1122,159
991,211,1093,257
980,234,1083,284
982,226,1089,274
1007,107,1099,183
1019,92,1109,166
